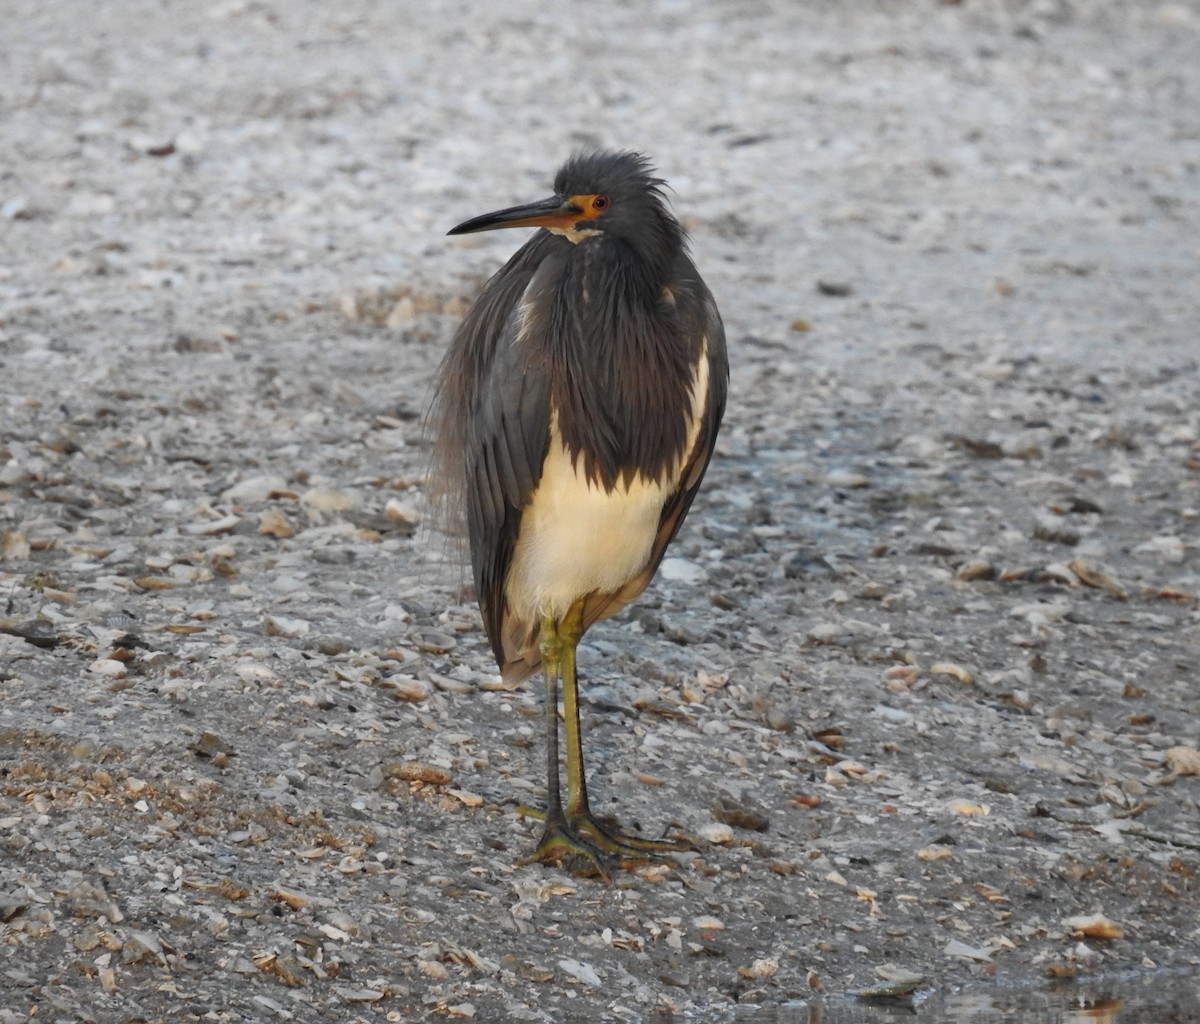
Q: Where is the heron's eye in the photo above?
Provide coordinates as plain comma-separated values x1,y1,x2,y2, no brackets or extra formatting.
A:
592,195,609,211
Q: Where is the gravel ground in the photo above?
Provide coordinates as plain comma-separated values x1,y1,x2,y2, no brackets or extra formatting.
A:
2,2,1199,1021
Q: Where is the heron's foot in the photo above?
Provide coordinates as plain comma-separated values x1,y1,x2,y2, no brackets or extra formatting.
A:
516,805,690,876
568,808,692,857
516,817,622,881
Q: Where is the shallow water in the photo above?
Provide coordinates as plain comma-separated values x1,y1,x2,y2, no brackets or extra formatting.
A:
648,971,1200,1024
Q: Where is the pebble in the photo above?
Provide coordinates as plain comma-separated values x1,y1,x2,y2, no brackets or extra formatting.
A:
825,468,870,489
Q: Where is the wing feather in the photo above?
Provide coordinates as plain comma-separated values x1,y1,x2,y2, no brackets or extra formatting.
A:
430,233,563,664
577,287,727,640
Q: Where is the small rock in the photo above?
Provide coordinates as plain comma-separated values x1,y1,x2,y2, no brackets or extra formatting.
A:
338,987,388,1003
122,930,168,965
1068,558,1127,598
857,965,925,999
738,958,779,979
816,279,853,296
384,497,420,525
825,468,869,489
412,631,456,654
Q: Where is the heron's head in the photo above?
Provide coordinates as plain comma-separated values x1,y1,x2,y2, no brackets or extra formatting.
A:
448,151,683,261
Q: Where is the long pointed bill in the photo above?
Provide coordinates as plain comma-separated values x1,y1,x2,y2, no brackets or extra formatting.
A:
447,196,581,236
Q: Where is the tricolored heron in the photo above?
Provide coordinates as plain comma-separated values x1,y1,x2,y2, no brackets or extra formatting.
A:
433,150,728,875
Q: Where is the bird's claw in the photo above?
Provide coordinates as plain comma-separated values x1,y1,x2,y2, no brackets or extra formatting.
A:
516,808,691,879
517,820,618,880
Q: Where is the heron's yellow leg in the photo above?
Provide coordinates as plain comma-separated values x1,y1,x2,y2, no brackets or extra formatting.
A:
518,606,690,876
559,600,690,858
516,611,615,878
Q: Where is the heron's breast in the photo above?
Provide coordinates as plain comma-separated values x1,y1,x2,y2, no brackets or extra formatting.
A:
505,343,710,621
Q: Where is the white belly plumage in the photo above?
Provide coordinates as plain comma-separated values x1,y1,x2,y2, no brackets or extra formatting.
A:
505,343,710,624
506,450,674,622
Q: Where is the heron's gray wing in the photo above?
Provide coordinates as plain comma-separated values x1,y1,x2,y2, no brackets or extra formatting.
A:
580,276,728,635
448,238,567,668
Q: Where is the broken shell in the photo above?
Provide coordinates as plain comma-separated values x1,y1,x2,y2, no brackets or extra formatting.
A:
379,676,430,702
271,888,311,910
134,576,178,590
1066,913,1123,941
946,799,989,816
89,658,128,678
263,614,311,638
738,957,779,979
930,662,974,685
384,497,419,524
1164,746,1200,776
710,793,769,832
186,514,241,536
412,631,456,654
956,559,997,581
258,507,296,538
385,762,453,786
857,965,924,999
697,822,734,845
301,487,357,512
